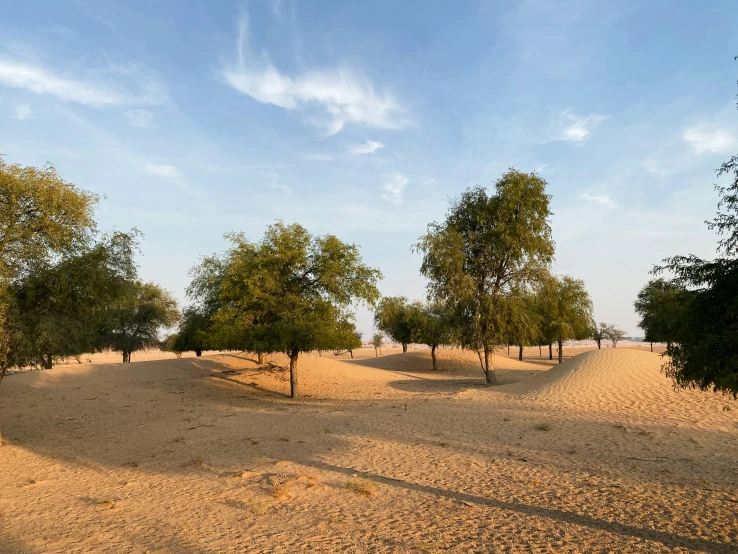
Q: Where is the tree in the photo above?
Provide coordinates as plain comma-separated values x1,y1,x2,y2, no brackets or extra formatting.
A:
539,274,593,364
169,307,213,357
590,322,610,350
634,279,688,349
0,156,98,279
98,281,179,362
372,332,384,358
374,296,418,352
412,301,455,370
192,222,381,398
416,169,554,384
504,286,541,361
604,325,626,348
328,319,362,358
7,232,138,369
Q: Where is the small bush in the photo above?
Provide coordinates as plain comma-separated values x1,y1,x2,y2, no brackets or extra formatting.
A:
534,423,552,432
345,479,375,497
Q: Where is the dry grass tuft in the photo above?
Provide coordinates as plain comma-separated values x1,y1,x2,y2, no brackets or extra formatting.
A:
182,456,206,468
80,496,115,509
270,483,290,500
345,479,376,497
122,461,138,468
534,423,552,432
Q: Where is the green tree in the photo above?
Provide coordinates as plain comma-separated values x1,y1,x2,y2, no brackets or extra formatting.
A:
8,232,138,369
589,321,611,350
372,332,384,358
539,275,593,364
169,307,213,357
634,279,688,349
412,301,455,370
604,325,626,348
416,169,554,384
98,281,179,363
504,287,541,361
328,318,362,358
374,296,418,352
0,156,98,279
193,222,381,398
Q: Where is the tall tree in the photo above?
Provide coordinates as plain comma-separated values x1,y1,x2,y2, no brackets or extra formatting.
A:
372,332,384,358
8,232,138,369
193,223,381,398
374,296,418,352
0,157,98,279
412,301,455,370
98,281,179,363
634,279,688,348
416,169,554,384
539,274,593,363
504,287,541,361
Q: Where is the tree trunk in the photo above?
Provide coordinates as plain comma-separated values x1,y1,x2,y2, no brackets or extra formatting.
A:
431,345,437,370
539,345,542,356
374,347,378,358
402,343,408,353
122,351,129,363
0,365,7,387
548,344,553,360
507,344,510,355
289,349,299,398
597,339,601,349
483,345,497,385
257,353,264,365
557,340,563,364
650,342,653,353
195,349,202,357
43,354,53,369
349,349,354,359
318,350,322,357
518,345,523,361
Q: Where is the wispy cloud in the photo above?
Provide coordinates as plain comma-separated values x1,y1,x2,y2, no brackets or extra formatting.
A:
125,108,155,128
683,126,737,155
579,191,616,208
220,15,407,135
546,108,608,143
416,178,435,190
381,172,408,204
303,153,334,161
0,58,166,108
11,103,32,120
350,140,384,155
145,162,180,178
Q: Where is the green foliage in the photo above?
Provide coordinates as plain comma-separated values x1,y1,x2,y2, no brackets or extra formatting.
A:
97,281,179,362
589,321,609,349
0,156,98,279
417,169,554,383
604,325,626,348
374,296,419,351
634,279,688,345
168,307,213,356
189,222,381,397
411,301,455,369
371,332,384,356
7,232,138,369
537,274,593,363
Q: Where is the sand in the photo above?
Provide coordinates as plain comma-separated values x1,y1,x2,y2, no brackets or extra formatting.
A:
1,347,737,553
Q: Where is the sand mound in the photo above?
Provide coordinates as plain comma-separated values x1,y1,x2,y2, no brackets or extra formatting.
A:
459,349,738,428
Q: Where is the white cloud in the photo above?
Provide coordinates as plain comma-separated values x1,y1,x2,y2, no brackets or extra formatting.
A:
349,140,384,155
220,17,407,135
381,172,408,204
416,178,435,190
547,108,608,142
145,162,180,178
11,103,32,120
0,58,165,108
125,108,155,128
683,126,737,155
579,191,616,208
304,153,334,161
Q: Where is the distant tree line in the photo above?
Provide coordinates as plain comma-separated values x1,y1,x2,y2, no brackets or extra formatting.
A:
0,157,179,385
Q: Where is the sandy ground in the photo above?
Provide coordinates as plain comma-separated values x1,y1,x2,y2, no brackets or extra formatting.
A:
1,347,736,553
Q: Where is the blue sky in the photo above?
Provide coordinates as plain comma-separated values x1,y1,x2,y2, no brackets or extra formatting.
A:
2,0,738,337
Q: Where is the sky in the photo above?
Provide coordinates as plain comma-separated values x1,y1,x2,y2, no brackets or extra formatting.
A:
1,0,738,338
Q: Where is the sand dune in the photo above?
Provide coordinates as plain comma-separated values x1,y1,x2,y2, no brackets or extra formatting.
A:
1,349,737,553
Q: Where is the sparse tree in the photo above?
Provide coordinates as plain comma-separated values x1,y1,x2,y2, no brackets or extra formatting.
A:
374,296,418,352
634,279,688,350
416,170,554,384
372,332,384,358
504,287,541,361
604,325,626,348
98,281,180,363
412,301,455,370
539,274,593,364
191,223,381,398
168,307,213,357
589,322,610,350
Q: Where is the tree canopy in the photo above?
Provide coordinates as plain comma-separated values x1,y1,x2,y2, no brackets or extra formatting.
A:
417,169,554,384
411,301,455,370
189,222,381,397
538,274,593,363
634,279,688,346
374,296,418,352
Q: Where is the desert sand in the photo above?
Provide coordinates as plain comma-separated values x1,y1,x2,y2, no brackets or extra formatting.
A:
1,347,737,553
